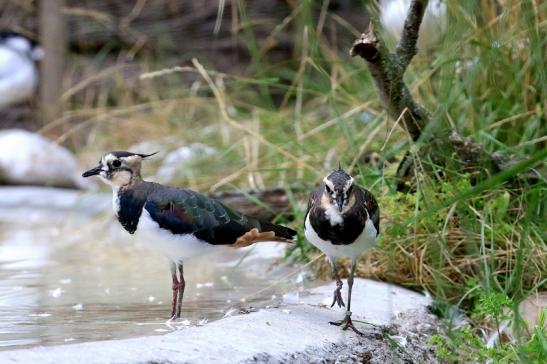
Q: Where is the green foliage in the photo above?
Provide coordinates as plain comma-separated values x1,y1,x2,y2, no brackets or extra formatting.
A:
428,313,547,364
428,280,547,363
428,327,513,363
428,327,490,363
474,291,512,322
519,309,547,363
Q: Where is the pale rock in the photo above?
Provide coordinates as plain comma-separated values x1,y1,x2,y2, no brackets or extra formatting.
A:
518,292,547,331
156,144,216,183
0,129,93,189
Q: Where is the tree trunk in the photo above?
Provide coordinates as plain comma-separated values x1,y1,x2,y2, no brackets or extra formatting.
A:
40,0,66,124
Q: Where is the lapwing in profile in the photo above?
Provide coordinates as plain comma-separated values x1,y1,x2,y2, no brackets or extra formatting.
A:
83,151,296,319
304,168,379,334
0,31,43,109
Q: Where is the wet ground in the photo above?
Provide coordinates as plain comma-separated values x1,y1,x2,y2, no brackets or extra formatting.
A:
0,187,301,350
0,279,440,364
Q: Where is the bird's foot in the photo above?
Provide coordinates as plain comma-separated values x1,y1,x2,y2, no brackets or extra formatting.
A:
169,305,182,320
330,279,345,308
329,312,364,336
168,314,180,321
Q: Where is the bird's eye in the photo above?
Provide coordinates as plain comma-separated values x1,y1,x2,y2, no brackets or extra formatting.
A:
112,160,121,168
325,185,332,194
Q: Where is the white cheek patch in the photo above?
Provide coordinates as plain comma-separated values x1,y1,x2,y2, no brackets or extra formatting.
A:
111,170,132,186
98,174,113,186
98,153,134,186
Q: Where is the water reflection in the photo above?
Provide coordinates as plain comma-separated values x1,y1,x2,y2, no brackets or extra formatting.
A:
0,188,297,350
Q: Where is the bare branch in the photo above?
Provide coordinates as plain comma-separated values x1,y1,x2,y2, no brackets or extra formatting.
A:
350,24,428,141
396,0,429,71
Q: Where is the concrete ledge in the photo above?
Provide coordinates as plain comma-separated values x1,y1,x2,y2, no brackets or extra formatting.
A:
0,279,439,363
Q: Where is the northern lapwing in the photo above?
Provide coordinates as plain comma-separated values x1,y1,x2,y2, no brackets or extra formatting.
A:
0,31,43,109
304,168,379,334
82,151,296,319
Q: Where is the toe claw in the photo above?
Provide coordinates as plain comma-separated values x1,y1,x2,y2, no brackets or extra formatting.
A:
344,318,364,336
330,281,345,308
337,291,345,308
330,292,337,308
329,315,364,335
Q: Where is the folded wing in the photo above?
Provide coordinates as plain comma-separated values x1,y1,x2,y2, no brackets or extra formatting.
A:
145,188,295,246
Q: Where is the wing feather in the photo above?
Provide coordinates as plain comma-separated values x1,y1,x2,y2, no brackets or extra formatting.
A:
144,188,256,245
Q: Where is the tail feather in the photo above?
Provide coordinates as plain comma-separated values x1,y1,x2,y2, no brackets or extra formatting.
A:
231,222,296,248
259,221,297,241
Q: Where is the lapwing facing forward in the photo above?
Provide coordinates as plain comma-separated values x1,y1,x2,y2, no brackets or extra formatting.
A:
304,169,379,334
0,31,43,109
83,151,296,319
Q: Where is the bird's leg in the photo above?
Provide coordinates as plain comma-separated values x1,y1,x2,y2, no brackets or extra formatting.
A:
175,262,185,319
343,259,363,335
330,259,363,335
170,261,179,319
330,258,345,308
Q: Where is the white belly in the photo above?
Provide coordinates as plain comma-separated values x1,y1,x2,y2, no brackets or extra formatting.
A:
304,214,377,260
133,209,217,263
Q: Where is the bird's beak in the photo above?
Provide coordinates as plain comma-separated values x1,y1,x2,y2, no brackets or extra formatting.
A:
336,194,344,212
82,165,102,178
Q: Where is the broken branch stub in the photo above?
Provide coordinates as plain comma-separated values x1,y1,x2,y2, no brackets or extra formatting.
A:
350,27,380,62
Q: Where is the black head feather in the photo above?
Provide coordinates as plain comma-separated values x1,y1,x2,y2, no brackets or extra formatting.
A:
325,169,353,192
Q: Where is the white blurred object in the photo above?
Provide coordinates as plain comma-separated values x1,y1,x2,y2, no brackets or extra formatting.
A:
380,0,447,50
129,138,175,158
72,303,84,311
455,58,478,75
282,292,300,305
0,129,93,189
156,144,217,183
0,31,42,109
48,287,64,298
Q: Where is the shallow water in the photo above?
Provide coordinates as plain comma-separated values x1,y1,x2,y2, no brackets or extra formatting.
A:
0,187,300,350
